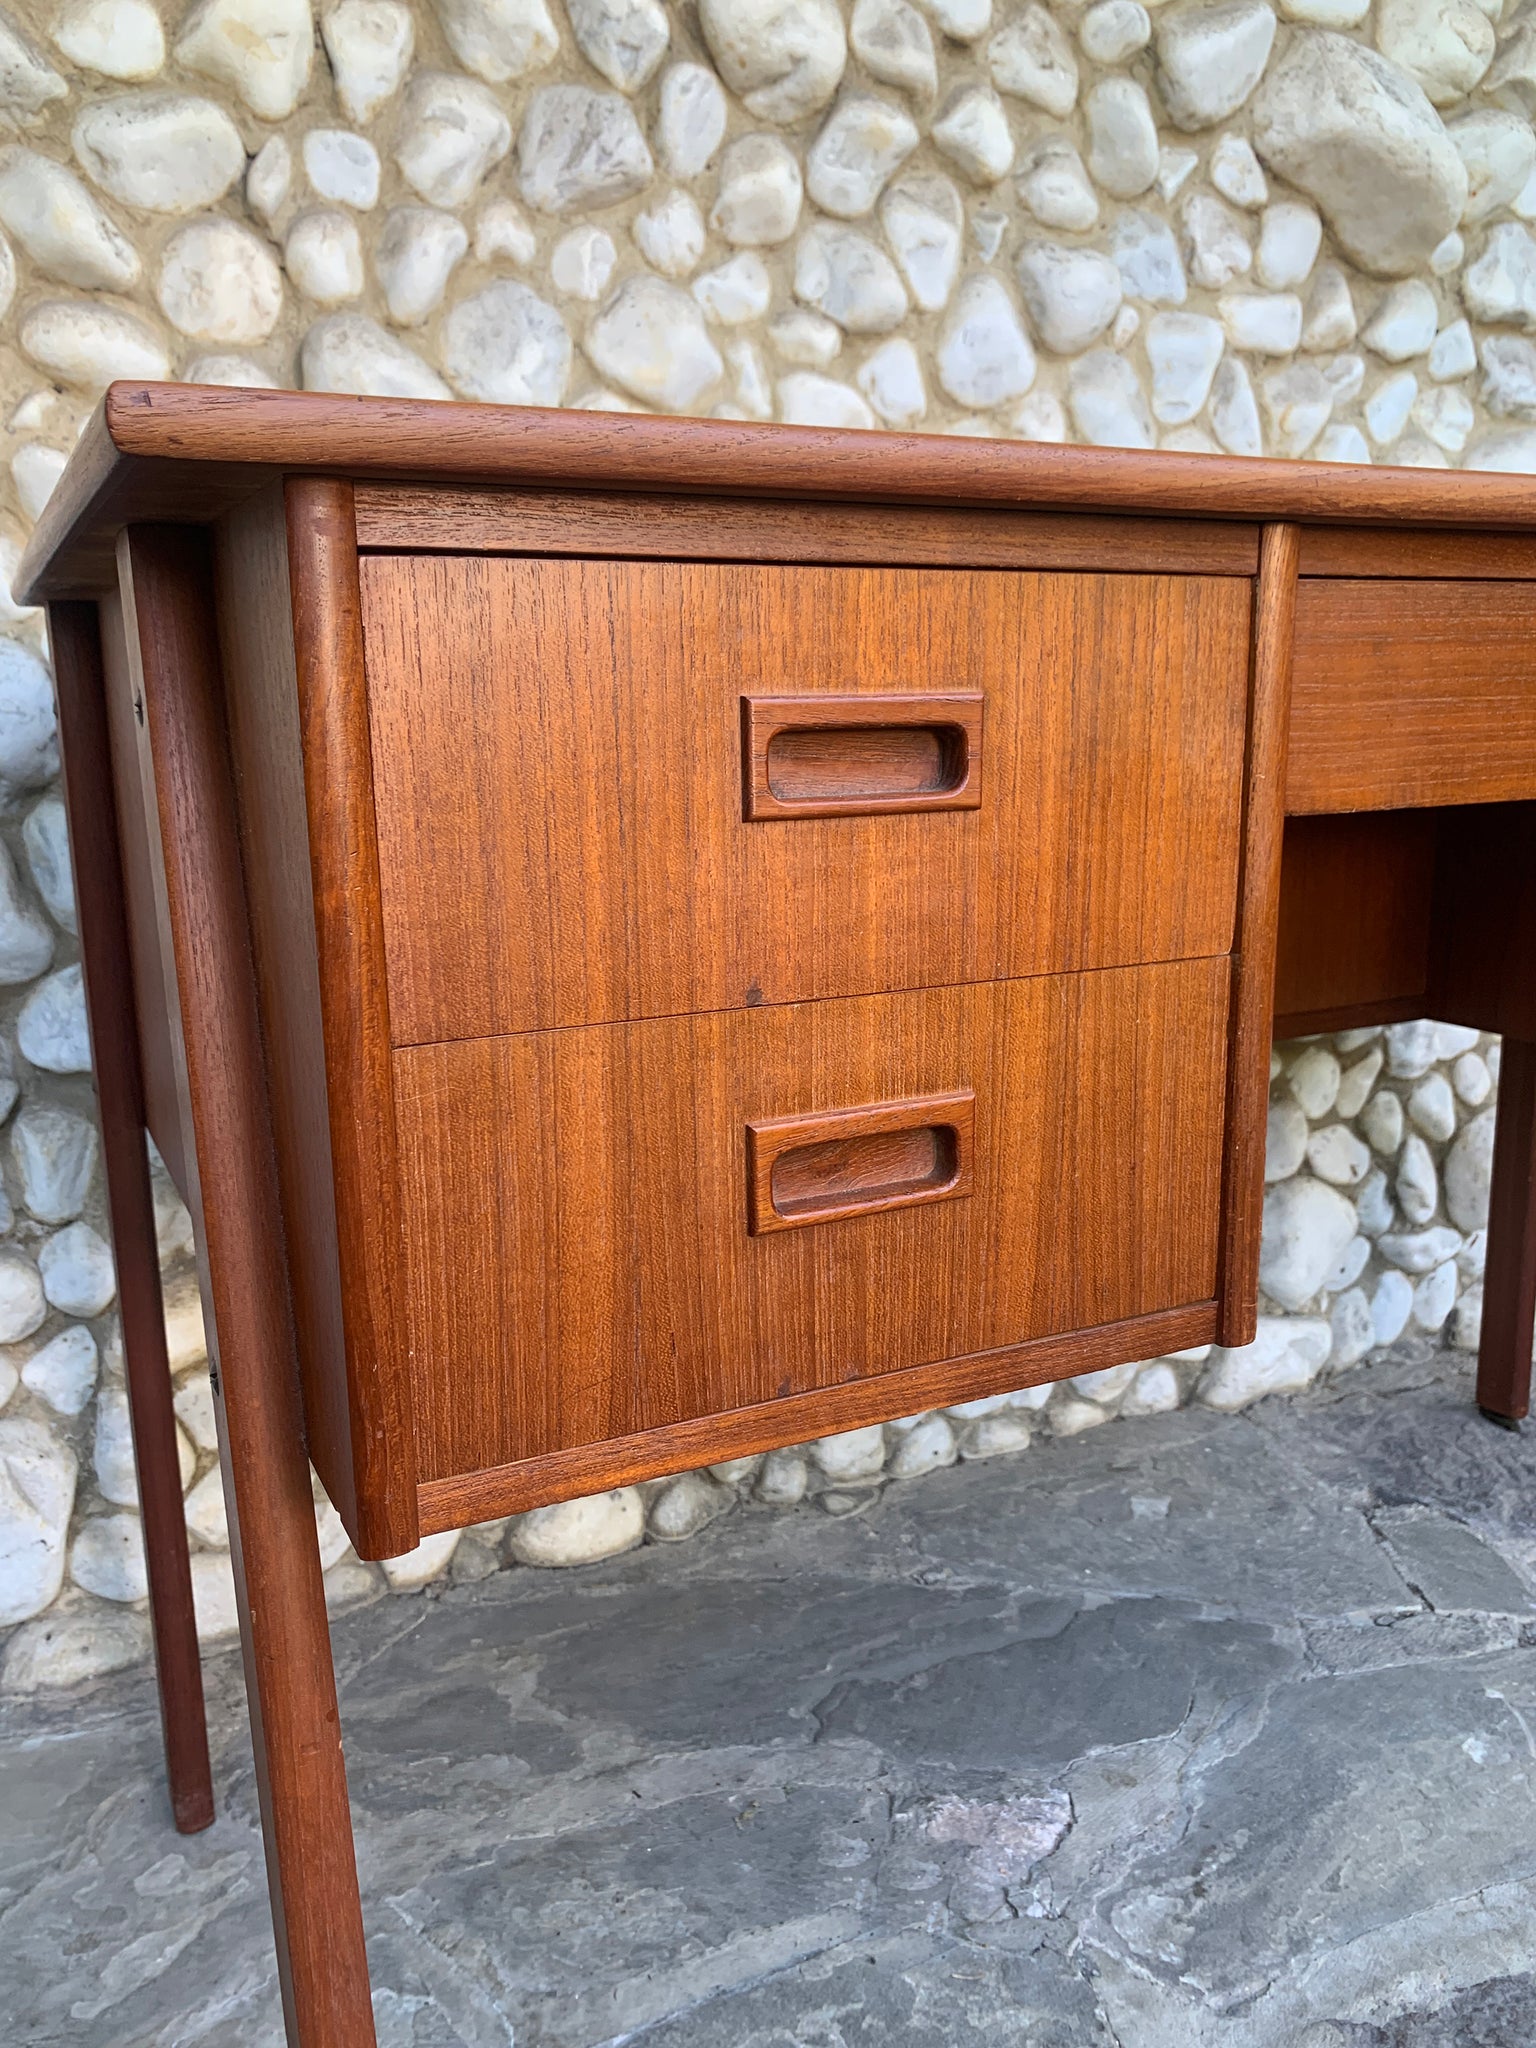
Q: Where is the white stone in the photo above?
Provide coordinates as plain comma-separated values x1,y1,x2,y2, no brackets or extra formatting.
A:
1361,1089,1405,1156
1330,1286,1376,1367
17,964,88,1074
1123,1361,1182,1413
0,1251,43,1345
1450,108,1536,222
1489,14,1536,114
1017,138,1098,231
1453,1051,1492,1105
1084,77,1159,199
0,837,50,986
1282,0,1368,19
723,340,770,416
1210,353,1262,452
1467,425,1536,469
887,1414,957,1477
1051,1394,1109,1435
94,1384,189,1507
1444,1106,1494,1231
1362,279,1438,360
0,148,139,291
0,13,66,121
1412,1259,1458,1331
1157,145,1200,199
0,1420,74,1625
1081,0,1151,63
1430,228,1462,274
935,271,1035,408
852,0,937,95
1406,1070,1456,1139
1069,349,1154,447
710,135,802,246
697,0,847,122
430,0,557,83
812,1423,887,1480
1257,201,1322,289
1465,222,1536,330
931,84,1014,185
1430,316,1476,379
1260,361,1334,454
245,134,290,225
440,277,570,405
1377,1222,1463,1270
1289,1042,1342,1116
20,299,169,388
856,334,926,422
1377,0,1493,107
1250,32,1468,276
189,348,281,387
634,189,704,276
1210,132,1268,207
1219,288,1303,353
157,217,284,344
72,92,243,216
12,1106,96,1224
1016,238,1121,352
1365,369,1419,444
796,220,908,331
648,1471,729,1538
0,1605,148,1690
285,210,364,306
777,370,876,425
1371,1266,1415,1343
1198,1316,1331,1408
920,0,992,39
1303,263,1358,348
303,129,380,209
40,1222,115,1317
962,1411,1035,1456
808,96,920,218
987,5,1078,117
1181,190,1252,288
321,0,413,123
1260,1175,1358,1308
175,0,313,119
755,1449,808,1503
518,85,652,215
190,1550,239,1640
656,62,727,178
12,443,65,522
1155,0,1276,130
510,1487,646,1563
1450,1280,1482,1352
770,305,842,362
1396,1132,1439,1223
380,1528,461,1584
1306,1122,1371,1184
174,1368,218,1453
1325,1232,1371,1290
693,252,771,326
881,175,963,308
1265,1095,1309,1179
22,1327,97,1416
1336,1047,1383,1117
16,802,69,941
474,195,536,265
1072,1361,1139,1403
53,0,165,77
1387,1019,1439,1077
72,1512,148,1601
394,72,512,209
550,224,616,297
374,207,467,324
567,0,668,92
586,275,722,409
302,311,451,396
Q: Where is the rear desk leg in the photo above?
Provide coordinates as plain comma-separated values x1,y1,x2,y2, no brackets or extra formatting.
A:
116,527,377,2046
48,600,214,1834
1478,1035,1536,1428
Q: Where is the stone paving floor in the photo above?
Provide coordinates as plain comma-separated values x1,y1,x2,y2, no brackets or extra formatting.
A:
8,1341,1536,2046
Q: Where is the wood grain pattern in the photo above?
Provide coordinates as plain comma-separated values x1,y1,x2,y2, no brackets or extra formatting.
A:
746,1089,974,1232
1272,811,1437,1032
118,525,375,2046
1296,528,1536,578
281,479,417,1559
1476,1035,1536,1424
49,597,213,1835
1287,579,1536,813
364,558,1252,1045
416,1298,1218,1532
394,959,1230,1487
742,692,982,819
27,383,1536,601
354,484,1263,575
1217,524,1297,1346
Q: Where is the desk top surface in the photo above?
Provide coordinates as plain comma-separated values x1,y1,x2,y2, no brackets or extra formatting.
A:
21,381,1536,604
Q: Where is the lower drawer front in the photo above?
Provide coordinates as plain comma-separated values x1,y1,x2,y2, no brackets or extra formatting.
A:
395,960,1231,1485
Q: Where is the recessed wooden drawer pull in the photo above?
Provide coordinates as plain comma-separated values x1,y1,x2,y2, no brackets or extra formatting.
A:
746,1090,975,1234
742,692,983,819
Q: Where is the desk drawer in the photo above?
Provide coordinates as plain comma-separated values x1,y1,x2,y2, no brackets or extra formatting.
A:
393,957,1230,1485
362,558,1251,1043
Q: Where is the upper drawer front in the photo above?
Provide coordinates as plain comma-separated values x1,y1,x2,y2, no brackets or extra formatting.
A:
1288,578,1536,814
363,557,1252,1044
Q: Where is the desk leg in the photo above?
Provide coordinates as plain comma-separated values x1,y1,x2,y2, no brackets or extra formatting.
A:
1478,1036,1536,1428
117,529,376,2047
48,601,214,1833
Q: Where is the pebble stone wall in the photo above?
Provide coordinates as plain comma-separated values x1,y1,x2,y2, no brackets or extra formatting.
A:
0,0,1523,1690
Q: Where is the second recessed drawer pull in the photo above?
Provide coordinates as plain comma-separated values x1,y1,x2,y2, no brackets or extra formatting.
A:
745,1091,975,1233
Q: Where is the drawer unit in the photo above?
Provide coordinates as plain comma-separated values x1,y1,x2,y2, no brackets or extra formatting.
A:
362,556,1253,1042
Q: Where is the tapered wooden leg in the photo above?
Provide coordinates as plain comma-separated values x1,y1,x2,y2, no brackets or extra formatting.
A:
47,601,214,1833
116,528,376,2046
1477,1034,1536,1427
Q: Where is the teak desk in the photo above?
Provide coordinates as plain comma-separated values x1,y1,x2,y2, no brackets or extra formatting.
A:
21,384,1536,2046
